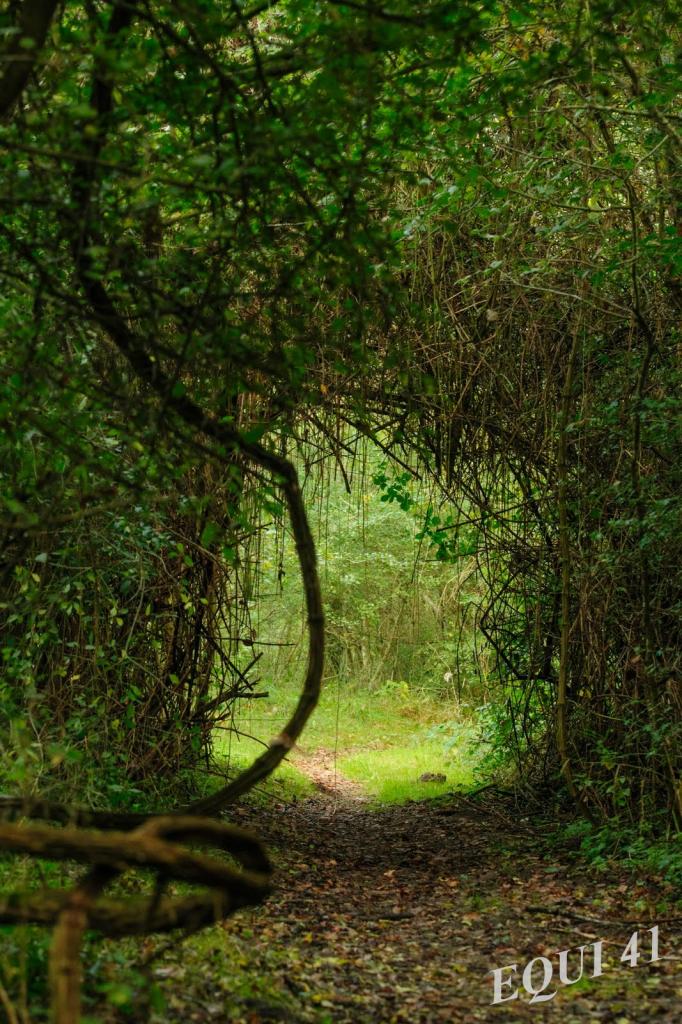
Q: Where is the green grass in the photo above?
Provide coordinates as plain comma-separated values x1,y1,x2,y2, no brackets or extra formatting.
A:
339,737,477,803
233,676,460,750
211,729,314,803
219,676,482,806
304,679,440,748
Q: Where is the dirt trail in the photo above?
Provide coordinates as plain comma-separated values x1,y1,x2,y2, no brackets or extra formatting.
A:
159,754,681,1023
291,747,367,800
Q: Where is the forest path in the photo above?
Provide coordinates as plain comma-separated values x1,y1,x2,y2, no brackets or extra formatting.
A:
291,746,368,800
160,757,681,1024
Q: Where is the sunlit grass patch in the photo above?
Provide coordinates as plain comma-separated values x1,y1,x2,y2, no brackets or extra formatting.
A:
242,676,455,752
218,676,482,806
211,729,314,803
339,736,478,804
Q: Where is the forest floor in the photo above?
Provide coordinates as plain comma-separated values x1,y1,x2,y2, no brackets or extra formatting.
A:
148,749,682,1024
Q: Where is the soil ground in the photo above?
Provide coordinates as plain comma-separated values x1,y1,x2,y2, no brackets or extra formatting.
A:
154,751,682,1024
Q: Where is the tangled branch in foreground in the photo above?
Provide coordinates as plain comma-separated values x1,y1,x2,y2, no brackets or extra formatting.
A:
0,815,272,1023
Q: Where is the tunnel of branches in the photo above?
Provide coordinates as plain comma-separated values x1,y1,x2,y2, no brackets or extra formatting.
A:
0,0,680,1019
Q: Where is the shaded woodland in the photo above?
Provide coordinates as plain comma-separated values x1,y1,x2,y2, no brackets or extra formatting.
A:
0,0,680,1020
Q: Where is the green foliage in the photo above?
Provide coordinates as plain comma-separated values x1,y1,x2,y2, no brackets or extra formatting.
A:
256,450,490,701
1,3,680,1021
562,818,682,888
0,0,502,808
0,0,679,840
0,924,50,1016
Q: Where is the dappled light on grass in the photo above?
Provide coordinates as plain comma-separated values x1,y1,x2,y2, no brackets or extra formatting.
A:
212,731,314,803
339,738,478,804
222,675,482,805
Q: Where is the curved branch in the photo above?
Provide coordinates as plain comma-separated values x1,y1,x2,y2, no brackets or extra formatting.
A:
0,816,272,1021
1,0,325,829
74,278,325,815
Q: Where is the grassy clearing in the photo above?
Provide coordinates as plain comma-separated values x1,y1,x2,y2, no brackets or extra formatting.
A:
219,676,482,805
339,738,477,803
211,728,314,802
